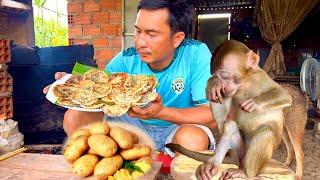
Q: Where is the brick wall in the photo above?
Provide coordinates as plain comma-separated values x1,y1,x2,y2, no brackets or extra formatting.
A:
67,0,122,69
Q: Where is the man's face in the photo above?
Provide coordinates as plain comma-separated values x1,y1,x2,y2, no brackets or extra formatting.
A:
134,8,176,65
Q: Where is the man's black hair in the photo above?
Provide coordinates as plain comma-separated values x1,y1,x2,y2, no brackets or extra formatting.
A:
137,0,191,35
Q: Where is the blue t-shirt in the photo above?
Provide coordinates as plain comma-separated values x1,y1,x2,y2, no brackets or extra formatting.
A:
106,39,212,126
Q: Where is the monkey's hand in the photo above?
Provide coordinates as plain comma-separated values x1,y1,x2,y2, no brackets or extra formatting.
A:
239,98,259,113
206,75,225,104
196,163,219,180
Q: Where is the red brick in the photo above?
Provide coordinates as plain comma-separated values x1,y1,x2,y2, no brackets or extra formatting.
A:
67,2,82,13
68,26,82,36
117,26,122,36
93,38,109,48
113,48,121,56
101,0,116,10
0,97,12,120
69,38,75,45
109,11,122,23
96,61,107,70
101,24,118,35
110,37,121,48
96,49,114,60
75,14,91,25
0,48,4,55
83,0,101,12
92,12,108,24
115,0,122,10
68,14,74,25
83,26,100,36
75,38,89,45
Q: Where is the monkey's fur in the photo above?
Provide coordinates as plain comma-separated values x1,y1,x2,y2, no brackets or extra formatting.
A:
166,40,307,180
167,81,307,180
166,70,289,177
167,40,312,179
281,84,307,179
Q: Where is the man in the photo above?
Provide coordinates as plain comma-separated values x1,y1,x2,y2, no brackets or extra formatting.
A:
45,0,216,156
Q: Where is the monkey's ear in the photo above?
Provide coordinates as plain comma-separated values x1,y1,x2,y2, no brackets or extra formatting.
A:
173,32,185,48
247,50,260,70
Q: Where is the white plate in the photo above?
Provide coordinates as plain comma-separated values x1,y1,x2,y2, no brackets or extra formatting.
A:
46,74,157,112
45,74,103,112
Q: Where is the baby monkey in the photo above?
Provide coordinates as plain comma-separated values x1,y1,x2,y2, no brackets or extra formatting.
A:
166,40,292,180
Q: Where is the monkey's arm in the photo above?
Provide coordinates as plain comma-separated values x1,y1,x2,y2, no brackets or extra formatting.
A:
210,97,232,133
206,75,224,104
254,87,292,110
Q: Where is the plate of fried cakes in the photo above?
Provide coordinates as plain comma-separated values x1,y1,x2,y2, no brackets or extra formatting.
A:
46,69,158,117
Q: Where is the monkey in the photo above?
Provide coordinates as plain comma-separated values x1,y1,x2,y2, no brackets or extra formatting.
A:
281,84,307,179
166,39,293,180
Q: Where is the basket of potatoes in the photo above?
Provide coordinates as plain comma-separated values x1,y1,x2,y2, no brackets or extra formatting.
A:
63,121,154,180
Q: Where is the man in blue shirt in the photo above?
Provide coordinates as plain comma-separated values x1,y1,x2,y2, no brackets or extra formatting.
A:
46,0,217,156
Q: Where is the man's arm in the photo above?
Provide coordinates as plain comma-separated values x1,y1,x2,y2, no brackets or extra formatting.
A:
128,94,216,128
157,104,216,128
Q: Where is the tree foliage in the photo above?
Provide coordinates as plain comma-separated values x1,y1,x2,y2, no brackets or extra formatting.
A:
34,16,69,47
33,0,68,47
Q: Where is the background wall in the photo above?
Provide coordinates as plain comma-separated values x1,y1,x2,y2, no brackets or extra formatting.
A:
67,0,122,69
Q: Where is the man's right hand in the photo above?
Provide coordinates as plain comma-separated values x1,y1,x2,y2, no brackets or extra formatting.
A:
206,75,224,104
43,72,68,94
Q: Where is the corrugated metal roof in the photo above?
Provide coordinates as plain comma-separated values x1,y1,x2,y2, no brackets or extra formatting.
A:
188,0,255,8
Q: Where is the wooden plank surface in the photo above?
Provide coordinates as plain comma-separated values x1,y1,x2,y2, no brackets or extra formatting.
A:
171,154,295,180
0,153,162,179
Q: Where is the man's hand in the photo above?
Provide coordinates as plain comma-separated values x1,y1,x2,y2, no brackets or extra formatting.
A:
195,163,219,180
42,72,68,94
206,76,225,104
128,93,164,120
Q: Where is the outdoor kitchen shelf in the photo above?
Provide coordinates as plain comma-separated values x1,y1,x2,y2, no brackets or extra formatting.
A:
0,0,30,16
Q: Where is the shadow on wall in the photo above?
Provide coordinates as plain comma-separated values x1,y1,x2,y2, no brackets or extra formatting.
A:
8,43,97,144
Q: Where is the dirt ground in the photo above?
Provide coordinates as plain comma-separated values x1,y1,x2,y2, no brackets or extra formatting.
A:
157,129,320,180
273,129,320,180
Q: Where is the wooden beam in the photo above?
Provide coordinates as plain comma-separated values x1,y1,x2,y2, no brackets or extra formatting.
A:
0,0,31,11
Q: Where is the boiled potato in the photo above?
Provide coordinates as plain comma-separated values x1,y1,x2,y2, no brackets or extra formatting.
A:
88,134,117,157
120,144,151,160
63,136,89,163
94,155,123,180
89,121,110,135
108,176,115,180
129,131,139,144
133,156,153,165
113,168,133,180
134,162,151,173
87,148,99,156
110,127,134,149
72,154,99,177
131,171,144,179
69,128,91,140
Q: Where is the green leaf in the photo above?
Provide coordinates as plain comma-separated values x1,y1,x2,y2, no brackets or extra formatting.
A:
71,62,95,75
124,161,143,173
71,62,111,75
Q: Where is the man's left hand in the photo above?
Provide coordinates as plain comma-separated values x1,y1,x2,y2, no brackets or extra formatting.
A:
128,93,164,120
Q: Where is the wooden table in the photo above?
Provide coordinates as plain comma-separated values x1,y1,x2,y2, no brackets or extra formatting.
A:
171,154,295,180
0,153,162,179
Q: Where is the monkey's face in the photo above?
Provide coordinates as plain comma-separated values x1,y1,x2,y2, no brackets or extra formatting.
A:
214,54,245,97
216,70,241,97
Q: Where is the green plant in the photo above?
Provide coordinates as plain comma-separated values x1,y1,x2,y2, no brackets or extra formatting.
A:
34,16,69,47
33,0,69,47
